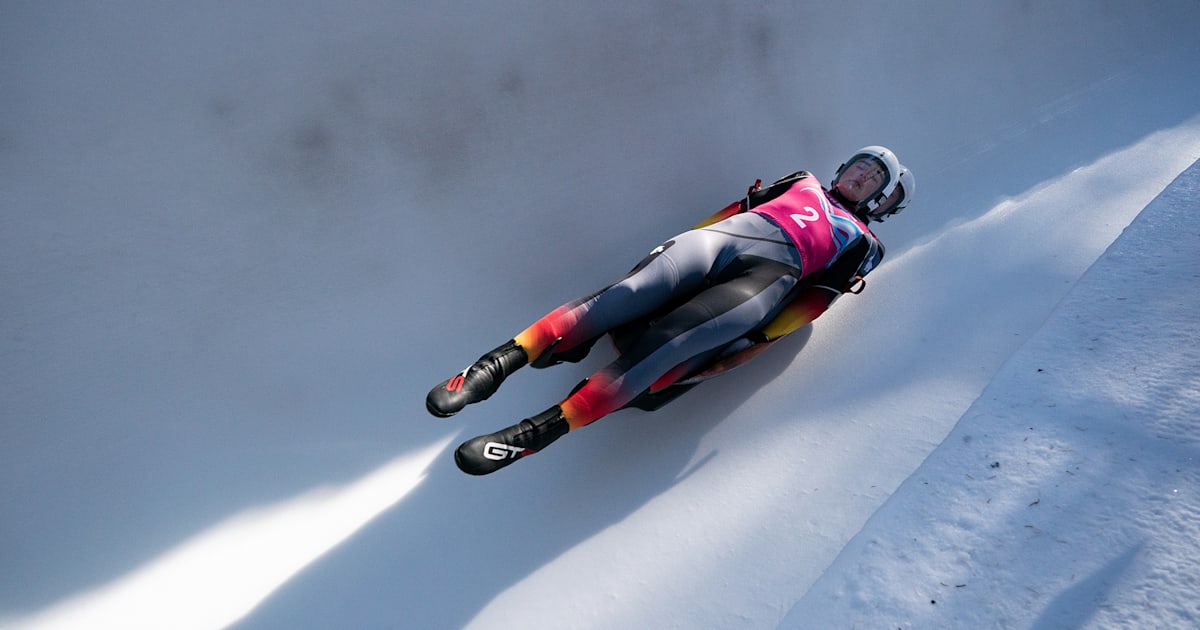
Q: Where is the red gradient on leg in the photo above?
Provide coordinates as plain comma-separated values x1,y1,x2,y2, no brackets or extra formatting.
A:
560,371,626,430
514,304,583,363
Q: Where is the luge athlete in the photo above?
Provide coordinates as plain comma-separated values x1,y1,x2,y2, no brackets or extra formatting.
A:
427,147,914,475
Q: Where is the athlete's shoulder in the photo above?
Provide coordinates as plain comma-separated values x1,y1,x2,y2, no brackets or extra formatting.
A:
769,170,830,192
770,170,816,185
747,170,822,210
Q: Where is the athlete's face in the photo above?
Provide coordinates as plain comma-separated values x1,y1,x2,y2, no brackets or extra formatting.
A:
835,158,886,203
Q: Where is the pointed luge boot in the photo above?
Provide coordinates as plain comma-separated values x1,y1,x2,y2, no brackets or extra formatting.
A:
426,340,528,418
454,406,570,475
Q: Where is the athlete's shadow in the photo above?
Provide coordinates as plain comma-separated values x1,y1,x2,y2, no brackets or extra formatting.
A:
562,327,815,487
236,328,812,629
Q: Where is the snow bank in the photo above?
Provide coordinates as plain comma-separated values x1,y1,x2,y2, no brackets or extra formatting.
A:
789,159,1200,628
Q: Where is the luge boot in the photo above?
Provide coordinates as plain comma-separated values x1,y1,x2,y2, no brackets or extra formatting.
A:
426,340,528,418
454,406,570,475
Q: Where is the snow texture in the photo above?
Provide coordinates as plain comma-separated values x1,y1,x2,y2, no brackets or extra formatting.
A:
789,159,1200,629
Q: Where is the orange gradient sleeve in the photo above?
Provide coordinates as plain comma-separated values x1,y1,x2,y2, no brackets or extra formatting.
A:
692,200,744,229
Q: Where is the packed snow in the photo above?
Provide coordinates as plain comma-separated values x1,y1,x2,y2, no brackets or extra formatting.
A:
3,2,1198,629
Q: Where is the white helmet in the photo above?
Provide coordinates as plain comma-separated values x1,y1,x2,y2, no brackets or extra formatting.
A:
832,145,902,213
866,164,914,222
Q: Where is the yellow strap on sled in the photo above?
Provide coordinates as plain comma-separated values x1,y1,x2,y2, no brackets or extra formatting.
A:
760,286,840,341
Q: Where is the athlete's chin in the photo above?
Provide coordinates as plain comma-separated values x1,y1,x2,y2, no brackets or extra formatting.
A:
836,185,863,203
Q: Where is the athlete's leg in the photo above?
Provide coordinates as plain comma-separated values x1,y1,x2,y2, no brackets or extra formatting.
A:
514,231,724,364
450,214,807,473
450,265,795,475
450,256,803,474
560,255,803,428
428,227,728,417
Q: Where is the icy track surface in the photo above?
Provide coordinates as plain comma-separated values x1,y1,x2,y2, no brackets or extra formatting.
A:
2,2,1199,629
789,159,1200,628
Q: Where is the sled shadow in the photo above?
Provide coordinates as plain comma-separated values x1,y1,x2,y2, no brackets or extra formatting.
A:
233,327,813,629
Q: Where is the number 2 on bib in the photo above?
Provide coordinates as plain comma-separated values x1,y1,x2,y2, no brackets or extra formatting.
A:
790,206,821,229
